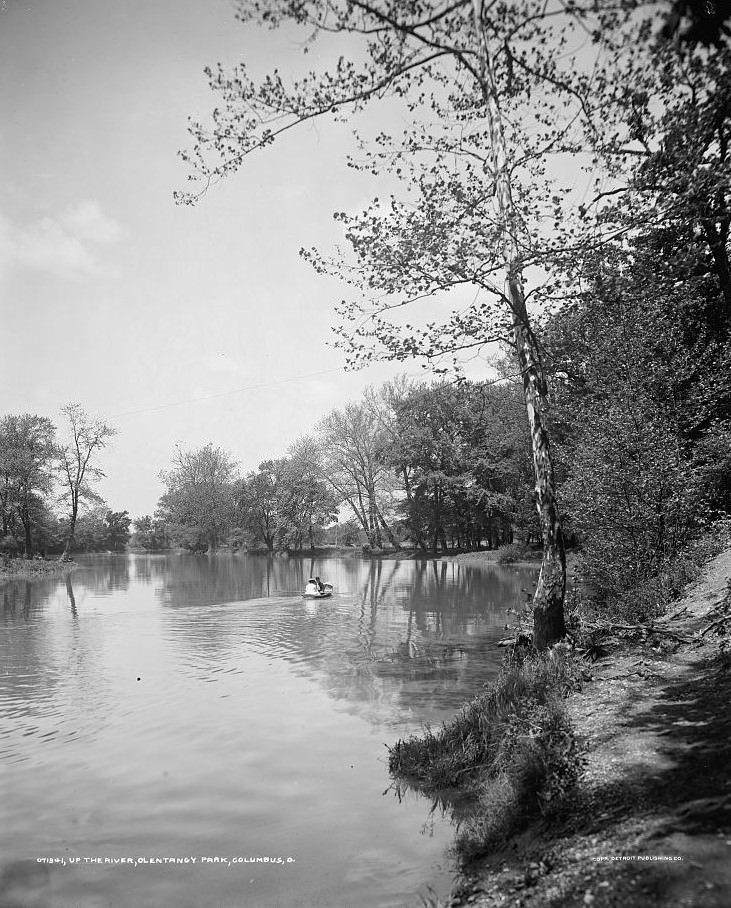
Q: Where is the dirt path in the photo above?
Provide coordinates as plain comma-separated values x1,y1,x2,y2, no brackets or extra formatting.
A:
452,548,731,908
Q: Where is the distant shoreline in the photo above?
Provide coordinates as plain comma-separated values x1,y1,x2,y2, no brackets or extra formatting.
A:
100,545,574,571
128,545,554,566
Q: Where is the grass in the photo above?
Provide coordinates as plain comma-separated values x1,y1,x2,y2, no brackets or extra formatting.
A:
0,556,76,582
388,645,583,863
495,541,534,564
394,526,731,879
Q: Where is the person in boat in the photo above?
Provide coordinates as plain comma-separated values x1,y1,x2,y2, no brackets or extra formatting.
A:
315,576,325,593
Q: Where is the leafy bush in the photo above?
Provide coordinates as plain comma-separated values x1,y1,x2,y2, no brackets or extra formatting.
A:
496,541,532,564
454,701,583,862
0,534,20,557
546,231,731,616
388,647,583,863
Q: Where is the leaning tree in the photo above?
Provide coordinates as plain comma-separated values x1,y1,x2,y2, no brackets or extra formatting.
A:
176,1,655,647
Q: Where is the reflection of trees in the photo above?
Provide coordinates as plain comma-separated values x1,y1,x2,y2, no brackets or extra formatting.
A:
1,560,131,620
148,552,375,608
151,554,300,606
77,555,131,595
0,554,538,751
0,859,52,907
0,574,109,762
2,580,33,619
275,558,538,728
66,574,77,617
135,552,537,729
318,560,539,725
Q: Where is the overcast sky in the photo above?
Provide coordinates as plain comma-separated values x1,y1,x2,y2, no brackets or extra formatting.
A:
0,0,497,518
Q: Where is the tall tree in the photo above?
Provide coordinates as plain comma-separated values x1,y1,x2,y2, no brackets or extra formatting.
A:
236,460,285,551
552,5,731,315
57,404,116,561
279,440,340,550
317,396,400,550
104,510,132,552
384,380,536,551
0,414,56,557
157,444,238,552
177,0,624,644
131,515,169,551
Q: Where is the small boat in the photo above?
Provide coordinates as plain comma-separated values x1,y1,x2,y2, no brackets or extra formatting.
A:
304,579,333,599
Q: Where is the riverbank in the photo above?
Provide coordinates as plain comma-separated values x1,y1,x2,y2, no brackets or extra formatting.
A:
434,546,731,908
355,545,548,565
0,558,78,583
440,547,579,574
132,544,545,563
440,548,539,564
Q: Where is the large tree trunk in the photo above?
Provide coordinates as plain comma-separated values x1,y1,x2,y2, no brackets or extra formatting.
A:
21,493,33,559
702,216,731,317
61,500,78,561
402,468,428,550
353,490,378,547
509,279,566,648
368,489,383,548
376,507,400,550
474,1,565,647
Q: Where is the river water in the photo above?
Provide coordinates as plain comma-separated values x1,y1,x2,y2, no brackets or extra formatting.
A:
0,553,538,908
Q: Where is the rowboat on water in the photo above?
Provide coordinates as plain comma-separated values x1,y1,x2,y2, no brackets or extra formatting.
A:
304,579,333,599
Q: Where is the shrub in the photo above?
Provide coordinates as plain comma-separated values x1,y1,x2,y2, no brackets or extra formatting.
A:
496,541,531,564
388,647,583,863
0,534,20,557
576,519,731,624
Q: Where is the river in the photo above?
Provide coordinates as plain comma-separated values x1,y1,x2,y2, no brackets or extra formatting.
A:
0,553,538,908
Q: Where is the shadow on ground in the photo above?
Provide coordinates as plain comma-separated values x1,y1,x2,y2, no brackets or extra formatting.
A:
544,651,731,908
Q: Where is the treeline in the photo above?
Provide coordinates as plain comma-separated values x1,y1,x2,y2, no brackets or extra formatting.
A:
136,379,539,555
175,2,731,647
148,1,731,619
142,223,731,611
0,405,121,558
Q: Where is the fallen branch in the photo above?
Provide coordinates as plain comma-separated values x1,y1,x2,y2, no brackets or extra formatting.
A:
700,614,731,637
603,669,663,681
581,621,692,644
662,605,691,622
702,598,731,620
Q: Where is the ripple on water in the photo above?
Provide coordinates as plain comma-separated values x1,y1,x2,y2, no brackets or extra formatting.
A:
1,553,538,908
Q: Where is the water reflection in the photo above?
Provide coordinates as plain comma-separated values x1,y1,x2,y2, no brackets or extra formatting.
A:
0,581,111,764
0,553,537,908
66,574,78,617
0,859,52,908
1,555,537,733
3,578,43,619
131,553,538,729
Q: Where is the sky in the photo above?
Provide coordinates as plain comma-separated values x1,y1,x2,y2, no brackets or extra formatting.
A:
0,0,500,519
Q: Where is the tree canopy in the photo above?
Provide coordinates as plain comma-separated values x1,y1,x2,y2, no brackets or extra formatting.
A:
173,1,731,643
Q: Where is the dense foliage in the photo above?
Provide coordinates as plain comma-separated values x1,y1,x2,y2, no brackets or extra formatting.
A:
176,0,731,638
544,226,731,611
0,406,121,558
384,381,537,551
167,3,731,634
146,379,539,554
539,10,731,610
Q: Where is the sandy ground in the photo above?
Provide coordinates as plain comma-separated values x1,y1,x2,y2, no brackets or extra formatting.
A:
447,548,731,908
